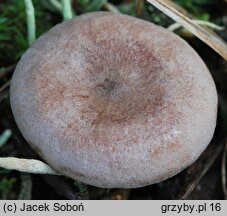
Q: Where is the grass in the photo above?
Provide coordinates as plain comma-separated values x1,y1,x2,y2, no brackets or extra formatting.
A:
0,0,220,66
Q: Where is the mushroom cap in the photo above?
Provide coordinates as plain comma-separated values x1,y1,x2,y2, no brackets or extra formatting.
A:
10,12,217,188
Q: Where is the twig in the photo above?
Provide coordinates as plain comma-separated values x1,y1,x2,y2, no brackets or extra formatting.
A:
0,129,12,148
178,139,225,199
0,157,60,175
146,0,227,60
24,0,36,46
61,0,73,20
0,90,8,103
0,64,16,79
0,80,11,93
43,175,85,199
222,140,227,200
168,20,225,32
136,0,143,17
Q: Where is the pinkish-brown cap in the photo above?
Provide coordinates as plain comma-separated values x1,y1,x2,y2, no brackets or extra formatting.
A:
10,12,217,188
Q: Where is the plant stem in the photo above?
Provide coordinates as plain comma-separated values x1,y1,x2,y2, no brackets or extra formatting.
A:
0,130,12,148
24,0,36,46
49,0,62,12
61,0,73,20
0,157,59,175
103,2,120,13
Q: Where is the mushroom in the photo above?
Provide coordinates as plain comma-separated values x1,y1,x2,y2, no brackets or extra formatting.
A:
10,12,218,188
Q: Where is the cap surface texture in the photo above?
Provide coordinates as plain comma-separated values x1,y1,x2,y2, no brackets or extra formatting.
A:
10,12,218,188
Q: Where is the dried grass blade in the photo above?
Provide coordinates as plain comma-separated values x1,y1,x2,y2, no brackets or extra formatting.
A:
146,0,227,60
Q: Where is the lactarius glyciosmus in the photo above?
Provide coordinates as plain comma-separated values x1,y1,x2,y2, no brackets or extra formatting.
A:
10,12,218,188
